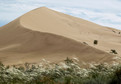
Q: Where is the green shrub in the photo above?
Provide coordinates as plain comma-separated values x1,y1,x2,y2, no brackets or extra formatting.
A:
110,49,118,54
94,40,98,45
0,58,121,84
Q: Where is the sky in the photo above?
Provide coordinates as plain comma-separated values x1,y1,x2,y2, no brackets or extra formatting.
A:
0,0,121,29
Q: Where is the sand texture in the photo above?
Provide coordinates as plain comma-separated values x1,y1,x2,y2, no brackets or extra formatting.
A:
0,7,119,65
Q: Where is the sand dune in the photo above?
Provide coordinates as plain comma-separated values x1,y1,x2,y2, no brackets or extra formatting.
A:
0,7,119,65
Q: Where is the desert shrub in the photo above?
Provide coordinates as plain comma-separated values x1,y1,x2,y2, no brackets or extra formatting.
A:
0,58,121,84
110,49,118,54
109,67,121,84
94,40,98,45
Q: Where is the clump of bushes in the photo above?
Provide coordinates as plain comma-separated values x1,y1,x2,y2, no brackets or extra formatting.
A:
110,49,118,54
94,40,98,45
0,58,121,84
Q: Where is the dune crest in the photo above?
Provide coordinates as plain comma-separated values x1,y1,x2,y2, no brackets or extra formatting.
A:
0,7,118,65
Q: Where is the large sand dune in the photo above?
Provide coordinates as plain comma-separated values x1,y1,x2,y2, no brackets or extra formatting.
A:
0,7,119,65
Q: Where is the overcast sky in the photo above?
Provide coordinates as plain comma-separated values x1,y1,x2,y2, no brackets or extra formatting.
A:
0,0,121,29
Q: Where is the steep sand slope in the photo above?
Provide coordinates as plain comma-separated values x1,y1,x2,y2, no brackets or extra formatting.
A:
20,7,121,55
0,7,117,65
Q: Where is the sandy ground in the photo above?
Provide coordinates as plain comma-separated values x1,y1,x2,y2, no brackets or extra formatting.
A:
0,7,119,65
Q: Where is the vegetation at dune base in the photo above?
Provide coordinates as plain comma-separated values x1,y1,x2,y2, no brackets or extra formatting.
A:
0,57,121,84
